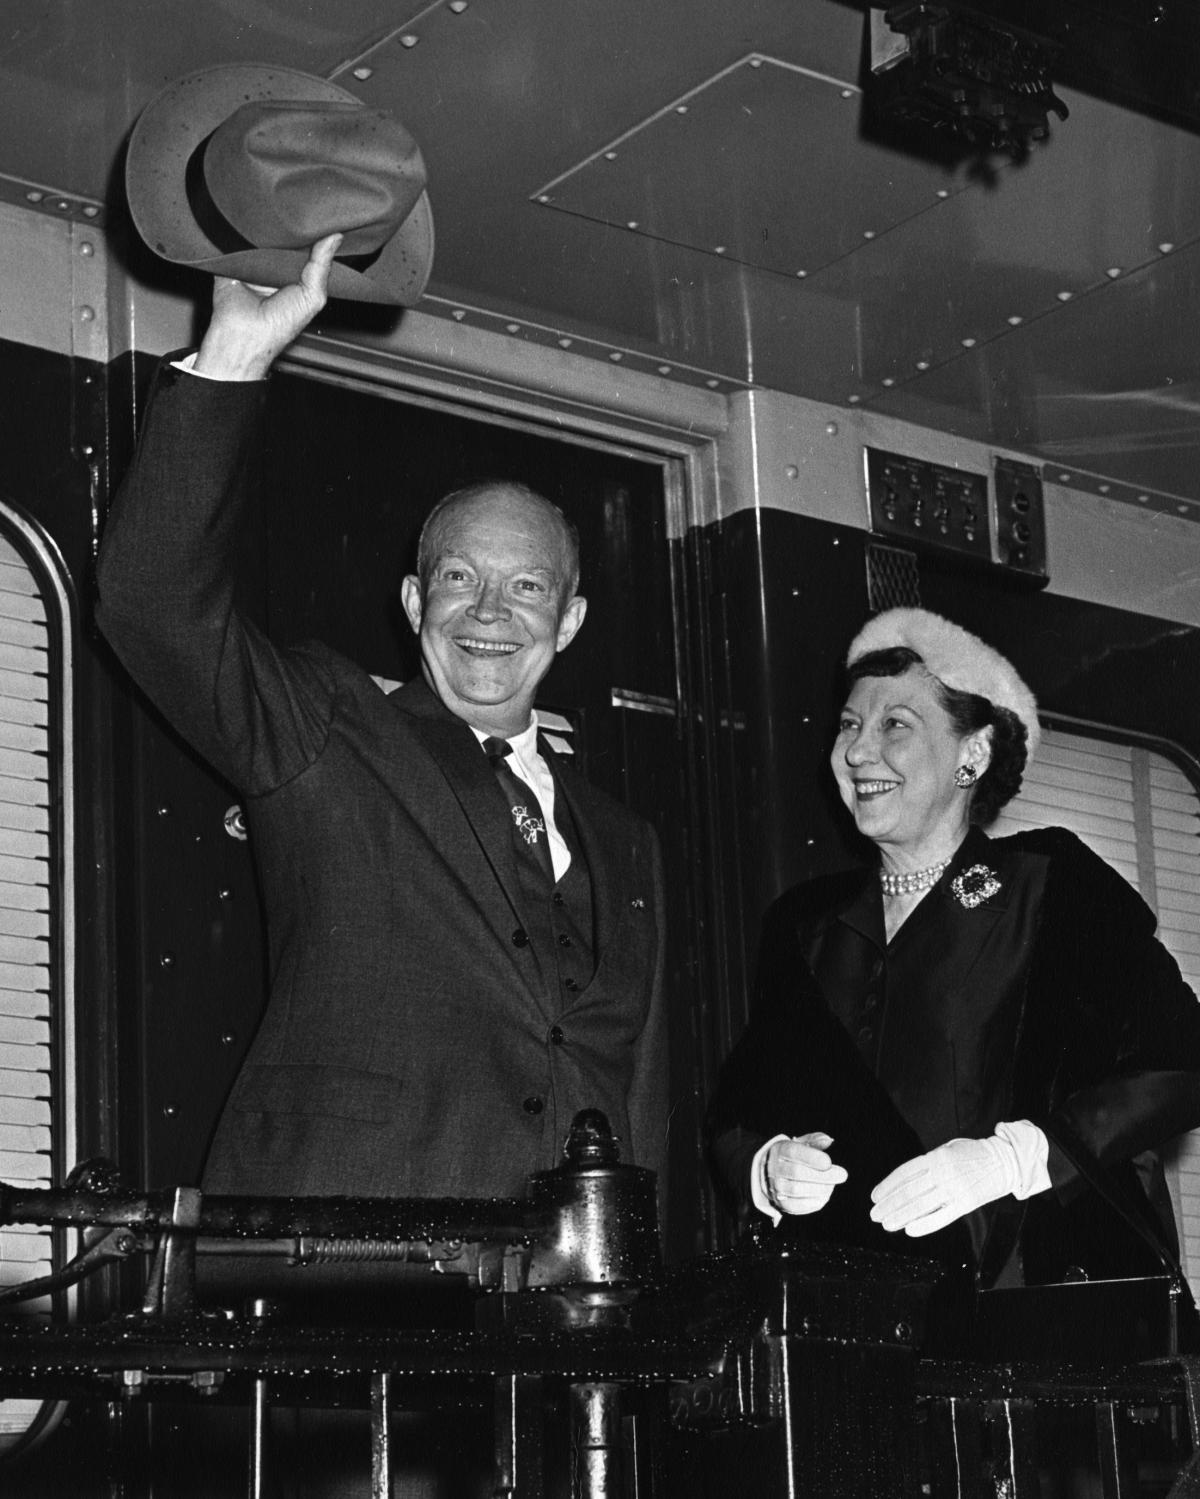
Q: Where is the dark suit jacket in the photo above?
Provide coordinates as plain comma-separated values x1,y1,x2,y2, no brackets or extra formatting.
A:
95,365,668,1204
707,826,1200,1286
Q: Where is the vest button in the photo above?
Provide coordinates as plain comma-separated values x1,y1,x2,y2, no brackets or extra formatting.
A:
557,933,572,947
857,1026,874,1045
512,928,529,947
523,1095,544,1115
549,1025,565,1045
563,978,580,992
552,892,565,906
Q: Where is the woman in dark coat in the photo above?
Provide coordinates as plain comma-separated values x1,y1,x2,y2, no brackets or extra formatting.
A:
707,608,1200,1291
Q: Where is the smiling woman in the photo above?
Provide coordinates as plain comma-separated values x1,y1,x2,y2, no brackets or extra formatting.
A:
706,607,1200,1337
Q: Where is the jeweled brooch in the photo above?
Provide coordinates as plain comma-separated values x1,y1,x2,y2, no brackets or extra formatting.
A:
950,863,1001,909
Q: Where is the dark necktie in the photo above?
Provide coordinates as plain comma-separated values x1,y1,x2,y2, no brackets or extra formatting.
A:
483,737,555,886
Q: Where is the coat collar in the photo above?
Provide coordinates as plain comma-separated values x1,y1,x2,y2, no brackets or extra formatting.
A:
834,825,1009,949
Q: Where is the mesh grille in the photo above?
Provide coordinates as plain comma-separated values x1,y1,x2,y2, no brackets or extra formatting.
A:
865,542,921,612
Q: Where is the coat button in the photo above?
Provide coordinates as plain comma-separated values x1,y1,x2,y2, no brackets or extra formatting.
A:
512,928,529,947
857,1026,874,1045
630,897,646,910
557,933,572,947
523,1095,544,1115
563,977,580,992
549,1025,565,1045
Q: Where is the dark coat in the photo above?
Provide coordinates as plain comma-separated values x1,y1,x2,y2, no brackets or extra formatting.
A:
95,365,668,1203
707,825,1200,1286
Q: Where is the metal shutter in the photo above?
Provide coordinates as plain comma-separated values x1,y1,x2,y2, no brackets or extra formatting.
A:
0,522,73,1449
992,725,1200,1298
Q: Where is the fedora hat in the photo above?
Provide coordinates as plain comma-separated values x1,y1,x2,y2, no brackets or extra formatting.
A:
126,64,434,305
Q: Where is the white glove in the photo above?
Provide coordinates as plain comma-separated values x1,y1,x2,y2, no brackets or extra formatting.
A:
869,1121,1050,1238
752,1132,849,1225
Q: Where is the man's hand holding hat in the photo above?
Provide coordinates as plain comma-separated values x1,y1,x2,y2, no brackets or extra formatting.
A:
194,233,343,382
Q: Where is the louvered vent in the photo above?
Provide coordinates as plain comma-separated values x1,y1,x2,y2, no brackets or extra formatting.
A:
991,725,1200,1299
0,521,73,1451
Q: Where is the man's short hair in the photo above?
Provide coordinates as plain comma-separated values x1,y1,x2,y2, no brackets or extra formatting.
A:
416,481,581,599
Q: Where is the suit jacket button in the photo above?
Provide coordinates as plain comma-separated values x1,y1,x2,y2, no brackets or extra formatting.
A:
549,1025,565,1045
630,897,646,910
512,928,529,947
523,1095,544,1115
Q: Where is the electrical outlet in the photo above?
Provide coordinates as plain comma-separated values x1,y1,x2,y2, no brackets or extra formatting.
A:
865,448,991,564
993,457,1048,582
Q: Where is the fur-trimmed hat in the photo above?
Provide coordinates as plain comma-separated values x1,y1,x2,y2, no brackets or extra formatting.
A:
846,607,1040,759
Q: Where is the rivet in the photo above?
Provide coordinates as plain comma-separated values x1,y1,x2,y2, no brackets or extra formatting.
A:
1178,505,1189,515
83,206,99,218
399,33,419,47
25,191,43,203
848,394,861,404
706,379,720,388
825,422,838,436
961,336,976,348
1137,494,1149,503
157,803,171,817
82,444,95,457
1058,472,1072,482
352,67,373,80
608,351,623,361
750,57,763,68
916,360,929,371
785,464,799,479
936,189,950,199
1056,290,1073,302
1158,242,1175,254
451,309,466,321
1098,484,1110,494
537,194,551,203
55,200,70,212
449,0,469,10
162,1103,178,1118
714,245,727,254
558,338,573,348
832,538,840,546
159,952,175,969
863,229,876,240
626,220,639,230
657,365,672,375
79,242,95,257
220,1030,236,1046
79,306,96,322
505,322,521,334
882,376,895,387
791,587,800,597
217,887,232,902
604,150,618,161
1007,315,1023,326
840,88,854,99
796,269,807,278
675,105,688,114
806,838,815,846
1106,267,1122,279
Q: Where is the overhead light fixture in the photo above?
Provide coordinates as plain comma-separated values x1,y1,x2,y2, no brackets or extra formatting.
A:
869,3,1068,158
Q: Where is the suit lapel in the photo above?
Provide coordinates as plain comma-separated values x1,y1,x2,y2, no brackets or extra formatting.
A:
546,748,625,955
390,680,532,937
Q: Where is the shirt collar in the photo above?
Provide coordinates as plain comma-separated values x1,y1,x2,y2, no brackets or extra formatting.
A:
468,713,541,757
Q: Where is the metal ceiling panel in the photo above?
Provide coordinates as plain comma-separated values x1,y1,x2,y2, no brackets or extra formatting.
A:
535,56,966,280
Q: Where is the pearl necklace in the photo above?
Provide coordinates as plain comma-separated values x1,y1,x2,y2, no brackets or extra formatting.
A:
879,857,952,898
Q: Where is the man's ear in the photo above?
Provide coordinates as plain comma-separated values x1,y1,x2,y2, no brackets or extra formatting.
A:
555,595,587,653
400,575,423,635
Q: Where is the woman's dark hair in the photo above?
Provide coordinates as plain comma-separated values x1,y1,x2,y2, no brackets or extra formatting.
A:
845,646,1028,827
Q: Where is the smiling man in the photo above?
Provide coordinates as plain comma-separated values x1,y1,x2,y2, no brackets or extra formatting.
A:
95,237,668,1219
